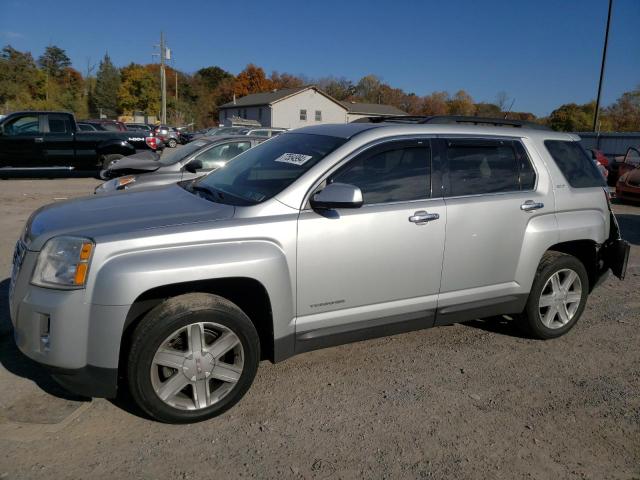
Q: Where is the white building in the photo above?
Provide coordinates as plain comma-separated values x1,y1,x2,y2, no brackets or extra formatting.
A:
218,86,407,128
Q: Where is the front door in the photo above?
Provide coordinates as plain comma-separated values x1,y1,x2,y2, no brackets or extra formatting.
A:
0,113,44,168
296,139,446,350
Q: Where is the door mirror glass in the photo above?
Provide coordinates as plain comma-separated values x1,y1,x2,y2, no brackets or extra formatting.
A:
184,159,203,173
310,182,363,210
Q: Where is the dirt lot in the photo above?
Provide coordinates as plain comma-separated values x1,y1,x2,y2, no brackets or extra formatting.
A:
0,177,638,480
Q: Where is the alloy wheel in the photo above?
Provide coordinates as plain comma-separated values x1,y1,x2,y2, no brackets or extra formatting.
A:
150,322,244,410
538,268,582,329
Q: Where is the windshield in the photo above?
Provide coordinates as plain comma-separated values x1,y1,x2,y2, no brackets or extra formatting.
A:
190,133,346,206
159,140,210,165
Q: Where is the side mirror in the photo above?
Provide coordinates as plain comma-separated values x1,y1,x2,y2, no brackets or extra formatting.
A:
310,182,363,210
184,158,203,173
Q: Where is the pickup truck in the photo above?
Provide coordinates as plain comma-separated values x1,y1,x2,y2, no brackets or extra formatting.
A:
0,111,160,175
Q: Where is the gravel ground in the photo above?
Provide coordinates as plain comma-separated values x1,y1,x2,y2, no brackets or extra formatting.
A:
0,177,638,480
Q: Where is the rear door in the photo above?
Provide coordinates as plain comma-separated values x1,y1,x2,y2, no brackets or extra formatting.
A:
43,114,77,168
0,113,44,168
436,137,551,321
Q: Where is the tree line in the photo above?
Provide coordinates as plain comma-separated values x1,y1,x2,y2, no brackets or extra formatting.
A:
1,44,638,131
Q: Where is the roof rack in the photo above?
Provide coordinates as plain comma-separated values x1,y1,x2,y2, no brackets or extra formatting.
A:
354,115,550,131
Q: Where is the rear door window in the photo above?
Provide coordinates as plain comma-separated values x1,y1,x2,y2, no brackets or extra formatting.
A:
47,115,71,134
444,139,535,196
544,140,605,188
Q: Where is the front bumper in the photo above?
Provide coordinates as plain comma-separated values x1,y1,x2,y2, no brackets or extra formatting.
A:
10,250,129,398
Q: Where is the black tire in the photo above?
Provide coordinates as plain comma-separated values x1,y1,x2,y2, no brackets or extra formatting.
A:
127,293,260,423
518,251,589,339
167,138,177,148
99,154,124,179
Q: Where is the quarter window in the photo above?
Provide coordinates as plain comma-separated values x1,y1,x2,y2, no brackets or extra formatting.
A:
445,140,535,196
300,109,307,121
544,140,604,188
624,148,640,166
330,142,431,205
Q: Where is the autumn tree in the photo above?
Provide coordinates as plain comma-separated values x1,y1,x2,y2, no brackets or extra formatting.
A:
355,74,383,103
547,102,595,131
195,66,232,91
447,90,475,115
0,45,45,111
270,71,304,90
118,63,159,115
317,77,354,101
421,91,449,115
234,64,272,97
474,102,501,117
91,53,120,117
606,86,640,132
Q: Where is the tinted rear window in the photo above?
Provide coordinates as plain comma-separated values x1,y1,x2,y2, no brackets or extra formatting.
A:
544,140,604,188
445,139,536,196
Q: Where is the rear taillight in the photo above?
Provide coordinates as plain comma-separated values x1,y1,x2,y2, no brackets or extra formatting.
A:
146,136,158,150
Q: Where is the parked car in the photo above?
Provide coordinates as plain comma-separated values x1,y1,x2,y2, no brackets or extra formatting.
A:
77,122,99,132
126,123,153,133
81,119,128,132
586,148,609,180
9,116,629,423
615,146,640,203
153,125,181,148
0,111,161,174
96,136,265,191
242,128,287,138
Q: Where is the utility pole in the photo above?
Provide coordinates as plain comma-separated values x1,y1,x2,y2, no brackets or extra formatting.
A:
593,0,613,132
160,32,167,125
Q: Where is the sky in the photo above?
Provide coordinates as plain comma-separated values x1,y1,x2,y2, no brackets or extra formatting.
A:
1,0,639,116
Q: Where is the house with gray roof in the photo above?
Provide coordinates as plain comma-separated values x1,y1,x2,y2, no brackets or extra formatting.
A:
340,101,408,122
218,86,407,128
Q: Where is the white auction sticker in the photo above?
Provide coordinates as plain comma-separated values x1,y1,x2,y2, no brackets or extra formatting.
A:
274,153,313,166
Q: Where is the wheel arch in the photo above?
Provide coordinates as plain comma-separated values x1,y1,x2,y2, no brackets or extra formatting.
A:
97,140,136,157
119,277,276,381
546,239,600,292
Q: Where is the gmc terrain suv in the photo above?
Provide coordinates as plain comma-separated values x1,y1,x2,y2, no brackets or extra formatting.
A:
9,116,629,423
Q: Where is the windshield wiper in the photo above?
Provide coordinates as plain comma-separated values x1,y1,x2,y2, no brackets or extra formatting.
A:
189,183,220,202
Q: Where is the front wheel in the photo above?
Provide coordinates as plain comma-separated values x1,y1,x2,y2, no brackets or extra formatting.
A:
99,154,124,179
167,138,177,148
127,293,260,423
518,251,589,339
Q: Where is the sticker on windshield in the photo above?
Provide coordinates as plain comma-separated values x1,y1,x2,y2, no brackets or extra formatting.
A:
274,153,313,166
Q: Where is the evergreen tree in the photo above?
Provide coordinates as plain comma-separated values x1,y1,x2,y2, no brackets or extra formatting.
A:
92,53,120,117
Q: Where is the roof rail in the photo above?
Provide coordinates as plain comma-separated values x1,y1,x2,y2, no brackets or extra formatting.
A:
353,115,550,130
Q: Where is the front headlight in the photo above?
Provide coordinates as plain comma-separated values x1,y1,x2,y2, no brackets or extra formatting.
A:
32,236,94,289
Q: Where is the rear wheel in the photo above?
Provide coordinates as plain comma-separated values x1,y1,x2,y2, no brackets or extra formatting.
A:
519,251,589,339
167,138,177,148
99,154,124,179
127,293,260,423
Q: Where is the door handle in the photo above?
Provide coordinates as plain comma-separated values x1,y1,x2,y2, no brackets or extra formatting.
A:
409,211,440,224
520,200,544,212
34,137,44,143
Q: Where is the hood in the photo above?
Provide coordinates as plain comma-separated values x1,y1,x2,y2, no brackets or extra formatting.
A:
24,184,235,250
106,151,161,174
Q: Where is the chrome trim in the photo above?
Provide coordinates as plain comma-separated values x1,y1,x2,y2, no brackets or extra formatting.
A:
409,211,440,224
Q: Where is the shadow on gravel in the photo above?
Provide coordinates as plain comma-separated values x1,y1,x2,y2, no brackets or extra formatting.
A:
0,278,88,402
461,315,531,339
615,214,640,246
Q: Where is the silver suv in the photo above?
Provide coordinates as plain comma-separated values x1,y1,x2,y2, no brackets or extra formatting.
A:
9,116,629,423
